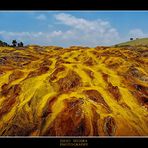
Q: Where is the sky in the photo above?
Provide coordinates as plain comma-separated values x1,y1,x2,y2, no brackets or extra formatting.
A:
0,11,148,47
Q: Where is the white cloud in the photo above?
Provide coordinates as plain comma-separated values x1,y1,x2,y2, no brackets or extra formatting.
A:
0,13,121,47
0,30,66,45
0,31,47,44
54,13,111,33
129,28,148,38
54,13,120,46
36,14,47,21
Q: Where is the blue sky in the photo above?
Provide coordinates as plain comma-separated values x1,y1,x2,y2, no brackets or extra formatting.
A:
0,11,148,47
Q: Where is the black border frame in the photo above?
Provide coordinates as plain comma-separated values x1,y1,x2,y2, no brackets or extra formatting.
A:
0,0,148,10
0,0,148,147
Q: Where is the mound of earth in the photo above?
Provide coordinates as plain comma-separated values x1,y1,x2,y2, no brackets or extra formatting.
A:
0,45,148,136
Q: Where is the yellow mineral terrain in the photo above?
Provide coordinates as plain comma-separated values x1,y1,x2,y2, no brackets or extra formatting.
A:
0,45,148,136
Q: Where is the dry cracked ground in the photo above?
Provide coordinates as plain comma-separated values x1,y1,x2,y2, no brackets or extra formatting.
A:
0,45,148,136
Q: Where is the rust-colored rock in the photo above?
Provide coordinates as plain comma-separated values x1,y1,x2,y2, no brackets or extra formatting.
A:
49,66,65,81
57,70,82,92
84,57,95,66
0,94,17,118
84,89,111,113
104,116,116,136
9,70,24,82
108,83,121,101
83,68,94,79
43,98,89,136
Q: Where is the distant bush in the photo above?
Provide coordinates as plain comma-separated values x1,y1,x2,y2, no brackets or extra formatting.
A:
114,45,119,47
18,42,24,47
0,40,9,47
0,40,24,47
12,40,17,47
130,38,134,41
11,40,24,47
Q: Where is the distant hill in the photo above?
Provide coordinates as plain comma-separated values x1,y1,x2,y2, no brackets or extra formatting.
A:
114,38,148,47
